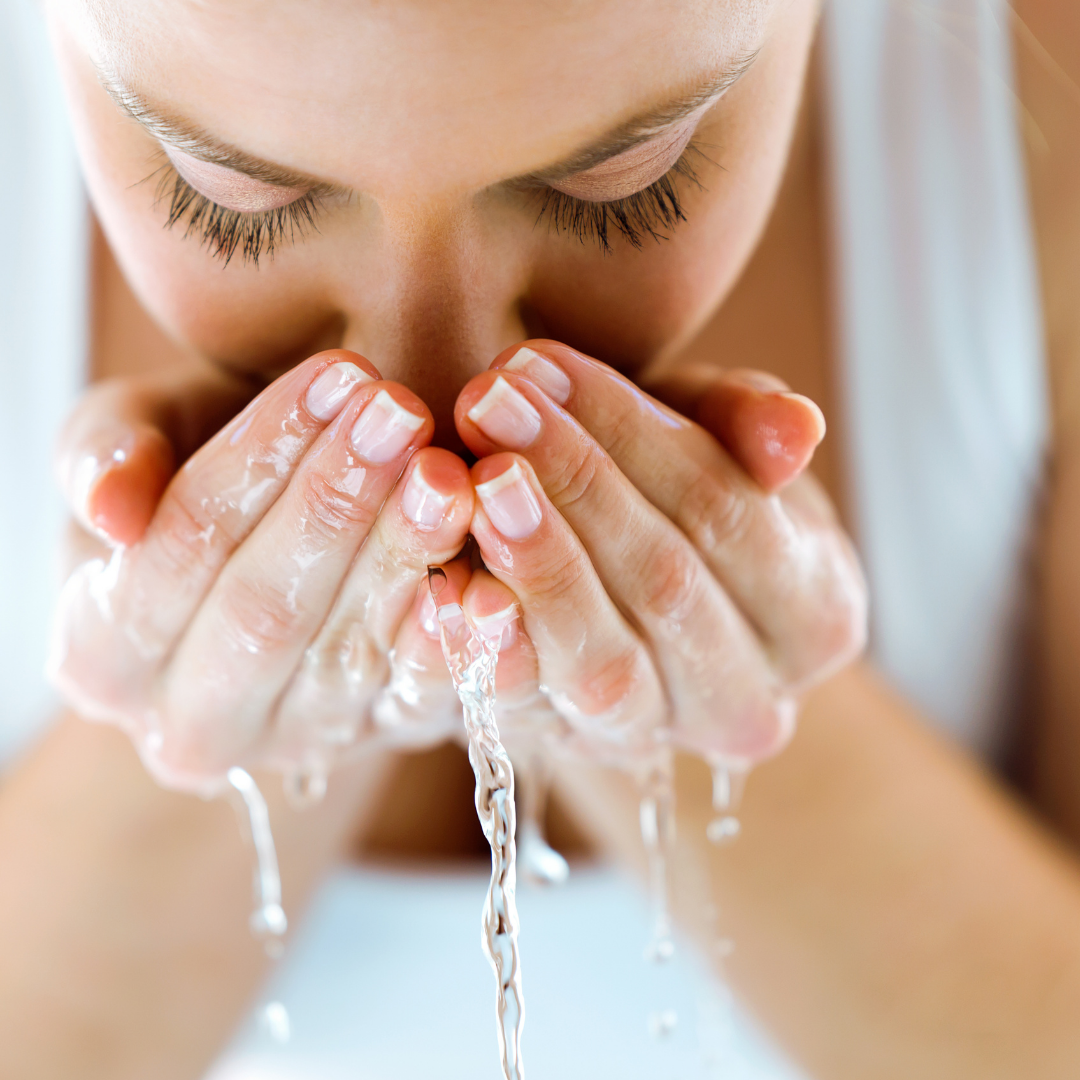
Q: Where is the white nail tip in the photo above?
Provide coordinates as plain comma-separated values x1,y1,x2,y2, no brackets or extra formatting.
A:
350,390,426,463
305,361,374,420
475,460,527,499
503,347,572,405
373,390,425,431
401,469,451,528
475,461,543,539
467,377,542,447
471,605,519,638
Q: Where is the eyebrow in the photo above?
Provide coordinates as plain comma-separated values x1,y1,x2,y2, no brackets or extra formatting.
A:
98,50,759,193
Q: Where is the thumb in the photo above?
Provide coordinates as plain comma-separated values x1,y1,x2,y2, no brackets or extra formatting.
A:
56,361,256,548
647,364,826,493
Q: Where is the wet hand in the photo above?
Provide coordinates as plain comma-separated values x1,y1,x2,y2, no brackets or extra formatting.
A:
454,341,868,766
51,351,476,791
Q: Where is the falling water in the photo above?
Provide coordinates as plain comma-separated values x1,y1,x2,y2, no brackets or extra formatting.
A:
227,767,291,1044
706,761,748,846
429,567,525,1080
516,749,569,887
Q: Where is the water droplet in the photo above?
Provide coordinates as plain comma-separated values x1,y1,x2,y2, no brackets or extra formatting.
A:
644,935,675,964
706,815,741,845
284,765,327,809
647,1009,678,1039
261,1000,291,1044
251,901,288,938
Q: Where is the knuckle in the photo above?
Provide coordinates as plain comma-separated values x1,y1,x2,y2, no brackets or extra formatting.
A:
155,485,235,575
303,621,385,697
573,643,658,723
543,446,611,514
639,537,703,623
297,470,377,536
676,467,750,557
217,572,302,656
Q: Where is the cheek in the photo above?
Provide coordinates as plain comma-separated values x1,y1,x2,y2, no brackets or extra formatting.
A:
527,168,789,374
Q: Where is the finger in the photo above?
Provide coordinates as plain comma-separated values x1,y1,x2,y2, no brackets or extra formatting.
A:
92,352,380,665
645,363,826,493
56,360,255,546
275,448,473,753
367,557,474,750
461,569,558,734
162,383,433,772
457,372,792,761
468,453,665,759
468,343,866,685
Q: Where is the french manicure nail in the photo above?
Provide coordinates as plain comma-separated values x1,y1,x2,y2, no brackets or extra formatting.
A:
475,461,542,539
305,362,374,421
779,392,827,444
471,604,519,642
503,346,572,405
350,389,425,463
401,465,452,529
467,376,542,449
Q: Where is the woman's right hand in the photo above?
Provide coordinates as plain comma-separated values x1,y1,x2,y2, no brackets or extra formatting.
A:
50,351,477,793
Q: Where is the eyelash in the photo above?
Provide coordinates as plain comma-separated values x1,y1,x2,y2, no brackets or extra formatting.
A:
154,161,322,266
150,143,705,264
534,145,705,254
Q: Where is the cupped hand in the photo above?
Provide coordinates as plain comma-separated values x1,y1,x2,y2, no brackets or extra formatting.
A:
454,341,868,767
51,351,477,792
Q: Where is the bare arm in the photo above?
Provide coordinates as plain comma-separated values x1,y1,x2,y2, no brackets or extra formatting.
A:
558,663,1080,1079
0,716,394,1080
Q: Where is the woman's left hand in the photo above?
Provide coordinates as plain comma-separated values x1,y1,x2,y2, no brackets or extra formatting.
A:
454,340,868,766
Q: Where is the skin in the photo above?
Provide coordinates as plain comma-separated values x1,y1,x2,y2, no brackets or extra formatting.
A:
5,0,1080,1077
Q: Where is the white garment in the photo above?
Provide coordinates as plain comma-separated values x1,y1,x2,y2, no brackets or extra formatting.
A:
823,0,1048,759
0,0,87,763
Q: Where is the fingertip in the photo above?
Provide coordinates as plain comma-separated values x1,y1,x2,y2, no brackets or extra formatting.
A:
462,569,521,642
698,382,826,493
399,448,475,530
84,427,175,547
304,348,382,384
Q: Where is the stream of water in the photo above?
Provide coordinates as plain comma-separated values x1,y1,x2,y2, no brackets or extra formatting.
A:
428,567,526,1080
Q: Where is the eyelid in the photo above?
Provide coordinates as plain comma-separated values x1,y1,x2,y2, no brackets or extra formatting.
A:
164,147,312,213
550,110,704,204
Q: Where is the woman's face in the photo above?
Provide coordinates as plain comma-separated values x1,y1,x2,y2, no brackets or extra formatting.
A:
49,0,818,435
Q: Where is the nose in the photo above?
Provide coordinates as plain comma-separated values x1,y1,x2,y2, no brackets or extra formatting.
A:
336,202,532,451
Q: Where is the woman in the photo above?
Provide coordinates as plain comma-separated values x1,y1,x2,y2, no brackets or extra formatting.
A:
4,0,1080,1076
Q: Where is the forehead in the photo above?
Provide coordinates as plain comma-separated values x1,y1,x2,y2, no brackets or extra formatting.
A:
75,0,776,192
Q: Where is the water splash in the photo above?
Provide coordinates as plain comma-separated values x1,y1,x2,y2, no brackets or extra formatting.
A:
706,760,748,846
516,750,569,887
639,757,676,966
429,567,525,1080
228,767,291,1044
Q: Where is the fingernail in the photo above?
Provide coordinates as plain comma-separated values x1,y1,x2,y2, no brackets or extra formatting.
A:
350,390,425,463
738,371,790,393
502,347,572,405
467,376,542,449
419,588,440,636
475,461,542,539
401,464,452,529
305,362,374,421
779,392,827,444
471,603,519,642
